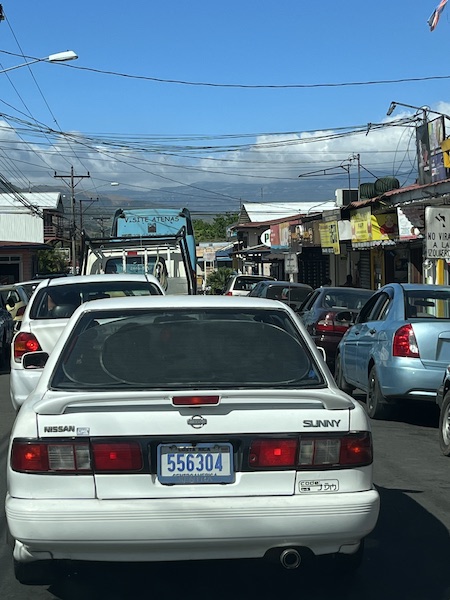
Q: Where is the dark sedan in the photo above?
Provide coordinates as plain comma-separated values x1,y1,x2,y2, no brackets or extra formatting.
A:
297,286,374,370
248,280,313,311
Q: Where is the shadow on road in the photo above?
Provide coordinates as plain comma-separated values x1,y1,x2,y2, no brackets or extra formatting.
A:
42,485,450,600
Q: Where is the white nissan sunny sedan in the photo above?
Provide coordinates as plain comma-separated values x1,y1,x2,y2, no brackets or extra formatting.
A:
6,295,380,586
9,273,165,411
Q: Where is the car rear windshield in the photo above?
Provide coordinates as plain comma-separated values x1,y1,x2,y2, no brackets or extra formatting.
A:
405,290,450,319
51,308,324,391
321,289,373,310
30,281,163,320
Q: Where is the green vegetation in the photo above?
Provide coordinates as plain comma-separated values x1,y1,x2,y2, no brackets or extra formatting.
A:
193,213,238,243
37,249,69,274
207,267,234,294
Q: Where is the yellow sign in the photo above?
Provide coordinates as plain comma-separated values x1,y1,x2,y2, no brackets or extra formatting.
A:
442,138,450,168
319,221,340,254
351,207,372,243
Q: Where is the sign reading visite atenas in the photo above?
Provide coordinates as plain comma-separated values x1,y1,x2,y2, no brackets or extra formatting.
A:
425,207,450,259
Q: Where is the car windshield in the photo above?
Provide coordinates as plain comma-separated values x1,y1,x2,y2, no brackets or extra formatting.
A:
405,290,450,319
30,281,162,320
51,308,324,391
321,289,373,310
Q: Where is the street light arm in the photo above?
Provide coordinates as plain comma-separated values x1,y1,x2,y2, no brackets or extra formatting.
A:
386,100,450,121
0,50,78,74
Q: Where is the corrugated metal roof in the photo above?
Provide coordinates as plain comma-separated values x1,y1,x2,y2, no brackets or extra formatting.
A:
0,192,62,210
240,201,336,223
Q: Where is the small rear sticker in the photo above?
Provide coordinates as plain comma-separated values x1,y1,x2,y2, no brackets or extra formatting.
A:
299,479,339,493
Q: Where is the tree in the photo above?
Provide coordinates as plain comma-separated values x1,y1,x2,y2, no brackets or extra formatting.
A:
37,249,69,275
207,267,234,294
193,213,238,243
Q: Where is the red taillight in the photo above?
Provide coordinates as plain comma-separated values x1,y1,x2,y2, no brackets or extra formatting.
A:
173,395,220,406
15,306,26,318
299,433,373,468
393,324,419,358
315,313,349,334
339,433,373,466
92,442,143,472
225,291,232,296
249,439,298,467
11,441,91,472
13,332,41,361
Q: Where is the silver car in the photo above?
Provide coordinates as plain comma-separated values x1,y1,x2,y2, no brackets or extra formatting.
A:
335,283,450,419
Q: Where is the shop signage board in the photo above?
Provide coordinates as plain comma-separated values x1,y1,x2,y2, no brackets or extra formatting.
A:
425,207,450,259
319,221,340,255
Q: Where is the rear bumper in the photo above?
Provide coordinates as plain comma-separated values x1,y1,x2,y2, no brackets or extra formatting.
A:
7,490,380,563
377,360,443,402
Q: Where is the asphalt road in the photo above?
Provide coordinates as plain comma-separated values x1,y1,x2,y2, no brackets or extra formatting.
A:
1,368,450,600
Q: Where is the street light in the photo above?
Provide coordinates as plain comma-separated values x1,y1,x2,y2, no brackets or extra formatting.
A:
386,101,450,121
0,50,78,74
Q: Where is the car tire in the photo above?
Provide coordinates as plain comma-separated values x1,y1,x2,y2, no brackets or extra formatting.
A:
367,367,391,420
334,354,354,395
439,391,450,456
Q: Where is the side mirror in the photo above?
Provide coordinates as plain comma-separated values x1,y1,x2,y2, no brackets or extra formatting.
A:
22,351,49,369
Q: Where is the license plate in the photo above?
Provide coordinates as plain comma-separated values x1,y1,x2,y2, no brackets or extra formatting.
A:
157,443,234,485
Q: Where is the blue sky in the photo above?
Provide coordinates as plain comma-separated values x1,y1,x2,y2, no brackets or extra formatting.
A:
0,1,449,206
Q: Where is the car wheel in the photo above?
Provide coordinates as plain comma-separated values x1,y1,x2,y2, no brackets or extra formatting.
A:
367,367,391,420
439,391,450,456
334,354,354,395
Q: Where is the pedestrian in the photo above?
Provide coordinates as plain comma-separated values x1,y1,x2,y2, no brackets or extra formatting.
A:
341,274,353,287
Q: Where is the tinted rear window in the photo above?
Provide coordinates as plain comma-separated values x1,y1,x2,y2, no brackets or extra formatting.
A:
51,308,324,391
406,290,450,319
30,281,162,320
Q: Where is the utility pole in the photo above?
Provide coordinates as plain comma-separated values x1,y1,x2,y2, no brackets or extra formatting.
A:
79,197,98,231
54,166,90,273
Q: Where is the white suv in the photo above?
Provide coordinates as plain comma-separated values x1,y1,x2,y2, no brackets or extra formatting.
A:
223,274,275,296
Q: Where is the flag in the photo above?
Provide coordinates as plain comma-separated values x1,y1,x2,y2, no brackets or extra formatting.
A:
428,0,448,31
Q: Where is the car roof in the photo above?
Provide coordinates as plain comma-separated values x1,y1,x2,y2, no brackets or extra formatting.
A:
70,294,294,314
33,273,164,292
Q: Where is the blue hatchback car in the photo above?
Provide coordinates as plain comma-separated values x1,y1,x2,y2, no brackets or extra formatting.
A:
335,283,450,419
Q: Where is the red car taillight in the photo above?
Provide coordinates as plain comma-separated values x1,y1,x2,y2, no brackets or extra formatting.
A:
248,433,373,470
11,441,91,472
172,395,220,406
315,312,350,334
13,332,41,361
393,324,420,358
298,433,373,468
92,442,143,472
11,440,143,473
225,291,233,296
249,439,298,467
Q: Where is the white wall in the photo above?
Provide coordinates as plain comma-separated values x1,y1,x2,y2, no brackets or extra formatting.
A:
0,212,43,243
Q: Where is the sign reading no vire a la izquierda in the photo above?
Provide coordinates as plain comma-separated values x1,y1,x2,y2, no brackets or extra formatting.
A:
425,207,450,259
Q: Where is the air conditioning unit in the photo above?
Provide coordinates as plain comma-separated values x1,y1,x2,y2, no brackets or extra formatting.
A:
335,189,358,207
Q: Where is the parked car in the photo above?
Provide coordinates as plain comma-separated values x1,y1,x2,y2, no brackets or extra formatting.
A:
248,280,313,311
335,283,450,419
297,286,374,370
0,293,14,365
222,274,275,296
0,280,42,330
6,295,379,586
10,273,165,410
437,368,450,455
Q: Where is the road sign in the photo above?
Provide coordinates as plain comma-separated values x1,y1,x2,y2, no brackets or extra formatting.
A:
425,207,450,259
284,253,298,274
